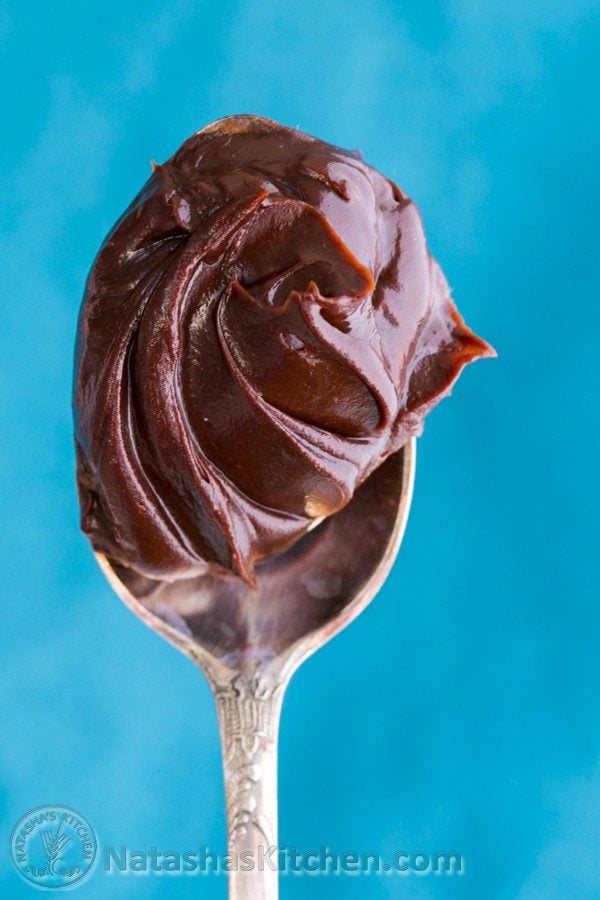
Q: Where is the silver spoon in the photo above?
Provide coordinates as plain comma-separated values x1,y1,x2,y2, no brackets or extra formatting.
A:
95,439,415,898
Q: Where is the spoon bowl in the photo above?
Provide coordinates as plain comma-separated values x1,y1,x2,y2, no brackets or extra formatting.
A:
98,440,415,672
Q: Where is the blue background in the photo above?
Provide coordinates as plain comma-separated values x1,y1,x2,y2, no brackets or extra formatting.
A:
1,1,599,897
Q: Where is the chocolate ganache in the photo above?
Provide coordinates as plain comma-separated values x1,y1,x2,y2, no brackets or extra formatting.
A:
74,115,493,585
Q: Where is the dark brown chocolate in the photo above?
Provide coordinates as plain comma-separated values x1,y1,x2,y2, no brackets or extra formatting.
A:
74,115,493,584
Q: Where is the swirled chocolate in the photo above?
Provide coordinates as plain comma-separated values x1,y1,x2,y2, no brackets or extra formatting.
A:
74,115,493,584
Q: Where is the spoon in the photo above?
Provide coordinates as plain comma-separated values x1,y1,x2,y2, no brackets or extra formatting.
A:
95,438,415,898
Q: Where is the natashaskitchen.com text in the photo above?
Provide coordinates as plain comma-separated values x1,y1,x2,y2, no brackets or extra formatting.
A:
104,844,464,877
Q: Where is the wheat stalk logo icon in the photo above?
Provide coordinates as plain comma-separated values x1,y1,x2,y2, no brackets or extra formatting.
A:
40,820,70,875
11,805,97,888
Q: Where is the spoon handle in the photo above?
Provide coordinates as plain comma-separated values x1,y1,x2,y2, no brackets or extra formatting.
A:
209,667,286,899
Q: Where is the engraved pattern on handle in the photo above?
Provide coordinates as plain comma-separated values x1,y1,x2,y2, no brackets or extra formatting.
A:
207,668,286,900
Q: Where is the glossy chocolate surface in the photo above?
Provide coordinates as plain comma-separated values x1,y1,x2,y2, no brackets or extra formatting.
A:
74,115,492,583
